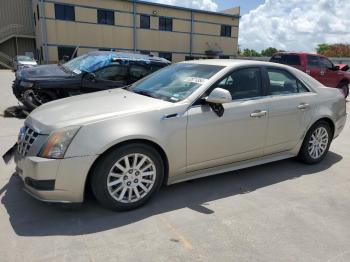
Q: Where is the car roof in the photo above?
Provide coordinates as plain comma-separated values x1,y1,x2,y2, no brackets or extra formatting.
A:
181,59,292,68
273,52,327,58
88,51,171,64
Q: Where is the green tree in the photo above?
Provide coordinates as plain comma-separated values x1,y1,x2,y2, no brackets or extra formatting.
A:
316,44,331,55
242,48,261,57
261,47,278,57
316,43,350,57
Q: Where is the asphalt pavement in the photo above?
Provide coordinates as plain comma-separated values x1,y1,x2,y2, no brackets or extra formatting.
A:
0,69,350,262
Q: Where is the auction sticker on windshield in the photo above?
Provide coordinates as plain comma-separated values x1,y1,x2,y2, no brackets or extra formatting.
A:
183,77,208,84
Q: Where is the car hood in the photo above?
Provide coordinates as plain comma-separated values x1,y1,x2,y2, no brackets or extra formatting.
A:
17,64,69,80
335,64,349,71
26,89,173,134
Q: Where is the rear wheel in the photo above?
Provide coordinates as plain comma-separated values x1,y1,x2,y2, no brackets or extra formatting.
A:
91,143,164,211
338,82,349,98
297,121,332,164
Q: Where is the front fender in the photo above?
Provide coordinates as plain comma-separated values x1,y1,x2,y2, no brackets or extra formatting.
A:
65,112,188,177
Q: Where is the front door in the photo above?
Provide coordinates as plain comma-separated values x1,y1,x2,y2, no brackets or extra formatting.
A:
82,65,129,92
264,67,316,154
306,55,323,83
319,57,340,88
186,67,269,172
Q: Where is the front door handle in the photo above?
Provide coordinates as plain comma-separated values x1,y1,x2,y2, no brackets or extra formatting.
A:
320,71,325,76
297,103,310,110
250,110,267,118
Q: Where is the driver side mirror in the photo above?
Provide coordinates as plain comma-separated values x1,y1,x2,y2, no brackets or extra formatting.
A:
205,88,232,104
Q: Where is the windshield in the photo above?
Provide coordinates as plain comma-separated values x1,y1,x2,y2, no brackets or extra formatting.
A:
18,56,35,61
62,53,116,74
128,63,224,102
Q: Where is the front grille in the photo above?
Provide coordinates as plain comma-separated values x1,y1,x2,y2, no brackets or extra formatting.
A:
17,127,39,156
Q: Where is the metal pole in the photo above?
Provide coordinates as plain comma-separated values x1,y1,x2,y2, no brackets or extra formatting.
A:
40,0,48,64
15,26,19,56
133,0,137,52
190,10,193,57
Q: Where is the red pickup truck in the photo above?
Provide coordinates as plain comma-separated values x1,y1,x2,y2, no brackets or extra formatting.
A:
270,52,350,97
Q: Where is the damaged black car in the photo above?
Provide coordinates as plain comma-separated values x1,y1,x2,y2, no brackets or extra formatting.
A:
12,51,171,110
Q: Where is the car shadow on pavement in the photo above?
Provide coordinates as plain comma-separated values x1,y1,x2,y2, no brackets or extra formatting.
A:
1,151,342,236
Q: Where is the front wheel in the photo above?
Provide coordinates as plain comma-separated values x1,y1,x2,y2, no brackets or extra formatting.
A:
297,121,332,164
91,143,164,211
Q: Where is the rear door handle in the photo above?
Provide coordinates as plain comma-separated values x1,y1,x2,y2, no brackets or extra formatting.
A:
250,110,267,118
297,103,310,110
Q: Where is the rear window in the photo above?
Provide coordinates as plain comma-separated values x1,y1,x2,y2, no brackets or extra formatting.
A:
270,54,301,66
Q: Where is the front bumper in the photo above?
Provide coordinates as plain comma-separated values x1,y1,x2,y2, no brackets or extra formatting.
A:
15,152,97,203
12,80,25,101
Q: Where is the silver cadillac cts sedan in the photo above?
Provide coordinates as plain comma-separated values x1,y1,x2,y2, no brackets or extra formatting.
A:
12,60,347,211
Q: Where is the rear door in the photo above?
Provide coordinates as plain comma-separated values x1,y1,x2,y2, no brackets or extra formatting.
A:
264,67,316,155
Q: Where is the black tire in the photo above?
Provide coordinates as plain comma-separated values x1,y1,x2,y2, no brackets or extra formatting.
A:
338,82,349,98
297,121,332,164
91,143,164,211
22,89,56,111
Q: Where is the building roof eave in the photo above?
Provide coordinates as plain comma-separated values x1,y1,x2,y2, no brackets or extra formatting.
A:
130,0,240,19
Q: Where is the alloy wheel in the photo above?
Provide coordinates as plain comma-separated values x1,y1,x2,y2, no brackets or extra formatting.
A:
107,153,157,203
308,127,329,159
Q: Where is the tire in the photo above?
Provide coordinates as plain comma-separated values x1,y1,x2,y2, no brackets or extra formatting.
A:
338,82,349,98
297,121,332,164
22,89,56,111
91,143,165,211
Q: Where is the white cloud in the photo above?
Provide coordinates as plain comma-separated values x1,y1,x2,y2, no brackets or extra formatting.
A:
152,0,218,11
239,0,350,52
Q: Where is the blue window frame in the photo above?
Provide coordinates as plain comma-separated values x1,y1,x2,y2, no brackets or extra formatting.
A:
55,4,75,21
97,9,115,25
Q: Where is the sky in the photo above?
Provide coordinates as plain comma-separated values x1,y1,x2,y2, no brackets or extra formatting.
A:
147,0,350,52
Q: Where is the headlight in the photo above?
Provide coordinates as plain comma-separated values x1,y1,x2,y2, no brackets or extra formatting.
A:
39,126,81,159
20,81,34,88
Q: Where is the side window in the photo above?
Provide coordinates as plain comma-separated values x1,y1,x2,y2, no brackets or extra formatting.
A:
267,68,308,95
319,57,333,69
216,68,262,100
159,17,173,31
159,52,172,62
140,15,150,29
55,4,75,21
57,47,76,61
95,65,128,82
220,25,232,37
97,9,115,25
307,55,320,67
129,64,151,80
